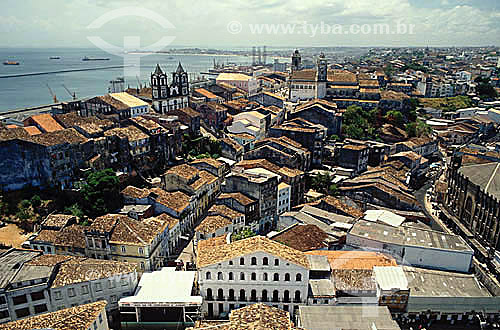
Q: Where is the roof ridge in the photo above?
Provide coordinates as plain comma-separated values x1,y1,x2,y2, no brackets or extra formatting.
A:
485,162,500,193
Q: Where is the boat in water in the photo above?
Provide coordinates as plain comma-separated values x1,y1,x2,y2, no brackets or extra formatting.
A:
49,56,61,60
82,56,110,61
3,61,20,65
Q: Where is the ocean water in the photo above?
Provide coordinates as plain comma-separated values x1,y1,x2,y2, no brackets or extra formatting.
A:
0,48,251,112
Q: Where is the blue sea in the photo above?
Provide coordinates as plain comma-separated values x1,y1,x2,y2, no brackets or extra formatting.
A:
0,48,252,112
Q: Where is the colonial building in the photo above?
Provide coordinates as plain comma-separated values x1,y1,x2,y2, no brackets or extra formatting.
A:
197,235,313,318
151,63,190,114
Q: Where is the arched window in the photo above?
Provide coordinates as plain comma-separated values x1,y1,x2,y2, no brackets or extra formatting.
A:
285,273,290,281
206,272,211,280
296,273,302,282
240,257,245,265
251,289,257,302
217,288,223,300
263,273,268,281
229,289,235,301
207,288,212,299
262,289,268,302
263,257,268,265
251,257,257,265
239,289,246,301
295,290,301,302
272,290,279,302
274,259,279,266
229,260,233,265
284,290,290,302
273,273,279,281
251,272,256,280
240,272,245,280
229,272,234,280
217,272,223,280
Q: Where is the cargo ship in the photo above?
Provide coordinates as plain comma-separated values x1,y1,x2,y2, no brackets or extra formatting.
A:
49,56,61,60
3,61,20,65
82,56,110,61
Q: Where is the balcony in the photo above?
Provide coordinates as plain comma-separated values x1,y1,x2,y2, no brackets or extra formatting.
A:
283,298,290,303
216,297,225,301
238,297,247,302
249,297,258,302
228,296,235,302
293,299,302,303
206,296,214,301
261,297,268,302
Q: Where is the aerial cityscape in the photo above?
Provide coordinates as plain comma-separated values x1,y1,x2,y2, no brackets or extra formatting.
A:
1,1,500,330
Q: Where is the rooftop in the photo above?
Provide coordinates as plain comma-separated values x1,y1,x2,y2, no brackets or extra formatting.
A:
104,126,149,142
27,113,64,133
349,220,473,252
272,224,328,252
165,164,200,181
197,235,310,269
0,301,108,330
217,72,253,81
363,210,406,227
218,192,256,206
458,162,500,200
109,92,149,108
308,279,336,298
0,249,41,289
43,214,75,228
195,215,232,234
305,250,397,271
298,305,401,330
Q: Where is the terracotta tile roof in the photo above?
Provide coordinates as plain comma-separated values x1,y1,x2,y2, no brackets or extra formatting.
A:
43,214,75,228
311,196,364,218
0,300,108,330
31,128,88,146
208,204,244,220
51,257,136,288
291,69,316,81
153,213,179,229
278,166,304,178
23,126,42,136
218,192,256,206
130,116,165,132
99,94,129,110
55,112,114,130
305,250,397,270
197,235,310,269
104,126,149,142
296,99,338,112
272,224,328,252
236,159,281,173
342,144,368,151
332,269,376,291
165,164,199,181
28,113,64,133
380,90,410,100
187,303,299,330
26,254,73,266
199,170,218,185
195,215,232,234
150,187,191,213
221,137,244,152
54,224,86,249
0,127,31,142
328,70,357,83
34,229,59,243
90,214,125,233
176,106,201,118
121,186,150,199
195,88,220,99
109,215,168,246
191,158,224,169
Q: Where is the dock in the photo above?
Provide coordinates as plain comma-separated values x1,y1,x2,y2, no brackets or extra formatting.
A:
0,65,130,79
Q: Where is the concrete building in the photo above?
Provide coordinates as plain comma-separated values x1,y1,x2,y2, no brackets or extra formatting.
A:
347,220,474,273
337,145,369,175
277,182,291,215
197,235,315,318
216,73,259,95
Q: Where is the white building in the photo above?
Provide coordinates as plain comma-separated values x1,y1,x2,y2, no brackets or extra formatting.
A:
197,235,312,318
227,111,268,139
277,182,291,215
347,220,474,273
195,215,233,241
216,73,259,95
109,92,150,118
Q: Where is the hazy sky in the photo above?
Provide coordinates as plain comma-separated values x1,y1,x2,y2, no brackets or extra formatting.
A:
1,0,499,48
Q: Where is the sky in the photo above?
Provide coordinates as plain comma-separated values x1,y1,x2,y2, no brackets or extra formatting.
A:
0,0,499,48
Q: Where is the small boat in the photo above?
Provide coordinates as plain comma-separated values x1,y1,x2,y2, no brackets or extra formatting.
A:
82,56,110,61
49,56,61,60
3,61,20,65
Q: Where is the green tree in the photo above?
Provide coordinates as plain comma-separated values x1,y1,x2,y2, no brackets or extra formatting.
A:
232,228,257,241
81,169,120,218
19,199,31,209
30,195,42,208
310,173,339,196
385,111,404,127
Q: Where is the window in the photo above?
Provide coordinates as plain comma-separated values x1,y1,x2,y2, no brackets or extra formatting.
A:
217,272,223,280
68,288,76,297
251,257,257,265
313,299,318,304
34,304,48,314
54,291,62,300
263,273,268,281
206,272,211,280
262,257,268,265
0,310,9,319
30,291,45,301
285,273,290,281
229,272,234,280
15,307,30,318
240,257,245,265
95,283,102,292
12,294,28,305
121,246,126,253
274,259,279,266
240,272,245,280
296,273,302,282
251,273,256,281
273,273,279,281
294,290,301,302
138,247,144,255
